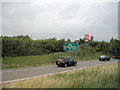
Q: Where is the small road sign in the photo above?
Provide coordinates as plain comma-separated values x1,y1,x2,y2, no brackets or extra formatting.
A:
85,43,88,46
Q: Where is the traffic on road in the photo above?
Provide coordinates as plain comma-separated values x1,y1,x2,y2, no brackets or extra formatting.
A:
56,57,77,67
3,58,118,84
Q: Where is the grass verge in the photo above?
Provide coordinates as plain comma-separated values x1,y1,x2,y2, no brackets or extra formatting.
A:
3,63,118,88
3,51,106,70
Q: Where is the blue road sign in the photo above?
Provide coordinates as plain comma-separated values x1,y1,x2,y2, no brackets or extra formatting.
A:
85,43,88,46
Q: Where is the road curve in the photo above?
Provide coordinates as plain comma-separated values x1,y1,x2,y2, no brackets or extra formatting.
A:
2,59,118,84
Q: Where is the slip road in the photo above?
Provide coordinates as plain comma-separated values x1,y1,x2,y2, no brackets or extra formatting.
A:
2,59,118,84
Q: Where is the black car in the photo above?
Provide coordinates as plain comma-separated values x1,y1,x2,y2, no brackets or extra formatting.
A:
56,57,77,67
99,55,110,61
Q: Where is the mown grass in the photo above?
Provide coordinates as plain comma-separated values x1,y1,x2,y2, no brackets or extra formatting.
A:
3,51,105,70
3,63,118,88
2,52,65,70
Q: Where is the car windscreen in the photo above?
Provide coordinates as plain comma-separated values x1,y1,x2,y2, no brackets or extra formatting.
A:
58,59,63,61
100,56,105,58
105,56,108,58
70,59,73,61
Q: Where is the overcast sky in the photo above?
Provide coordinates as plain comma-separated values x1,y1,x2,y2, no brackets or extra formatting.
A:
1,0,119,41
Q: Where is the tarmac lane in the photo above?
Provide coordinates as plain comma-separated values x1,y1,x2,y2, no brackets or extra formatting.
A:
2,59,118,84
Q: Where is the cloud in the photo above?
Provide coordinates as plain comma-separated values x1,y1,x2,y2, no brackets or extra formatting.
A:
58,2,81,20
2,0,118,41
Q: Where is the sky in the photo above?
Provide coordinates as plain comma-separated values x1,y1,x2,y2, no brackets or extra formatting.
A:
1,0,119,41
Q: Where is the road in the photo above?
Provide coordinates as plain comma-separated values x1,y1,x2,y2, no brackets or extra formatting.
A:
2,59,118,84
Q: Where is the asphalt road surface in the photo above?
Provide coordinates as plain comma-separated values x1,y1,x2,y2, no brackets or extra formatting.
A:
2,59,118,84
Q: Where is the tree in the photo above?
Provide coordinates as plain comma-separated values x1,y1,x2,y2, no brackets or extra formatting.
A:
89,41,98,47
66,39,71,43
79,38,84,44
58,39,65,52
90,35,94,41
110,37,120,48
110,37,114,43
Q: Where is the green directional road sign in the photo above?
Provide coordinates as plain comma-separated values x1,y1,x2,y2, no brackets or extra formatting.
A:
64,43,78,51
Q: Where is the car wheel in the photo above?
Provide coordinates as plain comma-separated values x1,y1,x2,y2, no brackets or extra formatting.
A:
74,63,77,66
105,59,107,61
58,65,60,67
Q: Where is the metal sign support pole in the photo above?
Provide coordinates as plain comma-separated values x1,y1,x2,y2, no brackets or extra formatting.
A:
70,50,71,56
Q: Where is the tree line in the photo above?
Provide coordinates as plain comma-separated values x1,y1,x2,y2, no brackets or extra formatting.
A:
2,35,120,57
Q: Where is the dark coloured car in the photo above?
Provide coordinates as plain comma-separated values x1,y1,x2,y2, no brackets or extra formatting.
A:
99,55,110,61
56,57,77,67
